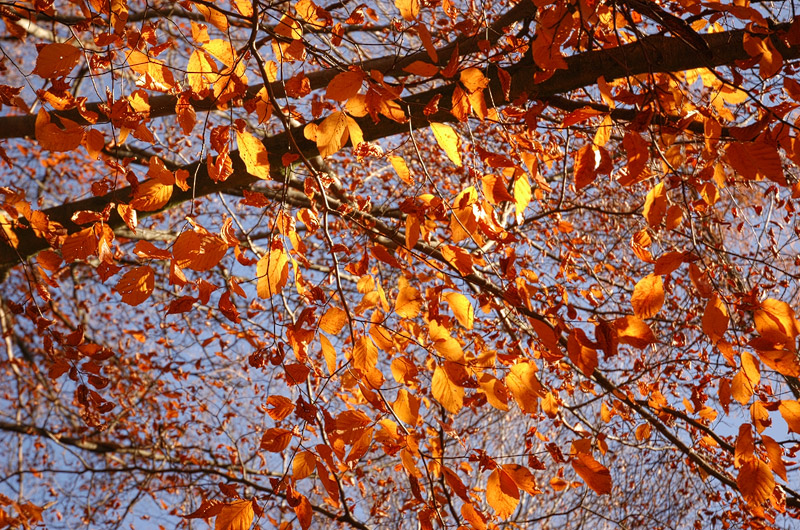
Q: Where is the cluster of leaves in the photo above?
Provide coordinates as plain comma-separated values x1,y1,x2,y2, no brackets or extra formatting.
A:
1,0,800,529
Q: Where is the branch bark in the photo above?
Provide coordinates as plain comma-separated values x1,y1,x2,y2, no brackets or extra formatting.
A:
1,23,797,273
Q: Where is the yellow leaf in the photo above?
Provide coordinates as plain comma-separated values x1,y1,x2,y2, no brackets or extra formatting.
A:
389,156,412,184
393,388,420,424
430,122,462,167
443,292,474,329
778,400,800,433
395,0,419,21
754,298,800,345
395,285,422,319
317,111,349,158
572,453,612,495
320,306,348,335
642,181,667,227
506,362,542,413
257,248,289,298
631,274,664,319
432,364,464,413
320,334,337,374
236,130,270,179
486,468,519,519
214,500,254,530
115,266,154,306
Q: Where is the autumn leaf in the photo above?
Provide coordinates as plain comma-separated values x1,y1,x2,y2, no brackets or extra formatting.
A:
34,43,82,78
395,0,420,21
214,500,254,530
642,182,667,227
317,111,350,157
236,130,270,179
430,123,462,167
613,315,656,348
395,285,422,319
257,248,289,298
293,451,316,480
631,274,664,319
260,428,293,452
320,306,348,335
116,266,155,306
572,453,612,495
443,291,474,329
778,400,800,434
173,231,227,271
431,364,464,414
34,109,84,152
486,468,519,519
737,458,775,507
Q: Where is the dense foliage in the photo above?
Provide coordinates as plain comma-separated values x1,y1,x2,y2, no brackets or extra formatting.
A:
1,0,800,528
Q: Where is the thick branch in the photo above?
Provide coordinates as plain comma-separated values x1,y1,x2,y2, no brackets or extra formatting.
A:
1,24,797,272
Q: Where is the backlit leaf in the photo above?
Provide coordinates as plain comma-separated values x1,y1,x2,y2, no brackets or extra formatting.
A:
432,364,463,413
116,266,154,306
236,130,271,179
572,453,612,495
631,274,664,319
486,468,519,519
430,123,462,167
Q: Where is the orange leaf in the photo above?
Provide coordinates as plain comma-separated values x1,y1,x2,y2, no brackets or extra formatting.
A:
173,231,227,271
320,306,348,335
736,458,775,507
642,182,667,228
631,274,664,319
260,427,293,452
486,468,519,519
352,336,378,373
317,111,350,157
778,400,800,433
293,451,316,480
326,71,364,102
395,0,419,21
257,248,289,298
443,292,474,329
754,298,800,345
430,123,462,167
506,362,542,413
236,130,271,179
572,453,612,495
214,500,254,530
35,109,84,152
116,266,155,306
395,285,422,319
613,315,656,348
389,156,412,184
131,179,173,212
567,328,598,377
702,295,728,344
34,43,82,78
431,364,464,413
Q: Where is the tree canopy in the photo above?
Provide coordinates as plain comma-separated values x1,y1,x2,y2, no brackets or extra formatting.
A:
1,0,800,528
